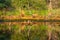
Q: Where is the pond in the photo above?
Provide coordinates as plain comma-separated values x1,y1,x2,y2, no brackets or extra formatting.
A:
0,22,60,40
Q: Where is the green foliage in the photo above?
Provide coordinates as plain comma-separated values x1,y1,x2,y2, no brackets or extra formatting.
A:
5,9,20,16
0,0,48,16
0,0,12,9
19,0,47,10
0,11,3,15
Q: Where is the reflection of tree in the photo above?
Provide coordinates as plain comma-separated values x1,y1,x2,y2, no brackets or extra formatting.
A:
0,30,11,40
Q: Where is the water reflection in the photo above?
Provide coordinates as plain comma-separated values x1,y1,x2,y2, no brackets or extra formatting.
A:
0,22,60,40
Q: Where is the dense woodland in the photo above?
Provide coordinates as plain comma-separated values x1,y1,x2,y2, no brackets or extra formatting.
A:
0,0,60,15
0,0,60,20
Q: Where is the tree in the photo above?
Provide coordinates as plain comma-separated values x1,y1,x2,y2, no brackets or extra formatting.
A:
0,0,12,10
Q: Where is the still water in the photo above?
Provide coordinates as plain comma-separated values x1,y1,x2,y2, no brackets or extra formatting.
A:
0,22,60,40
